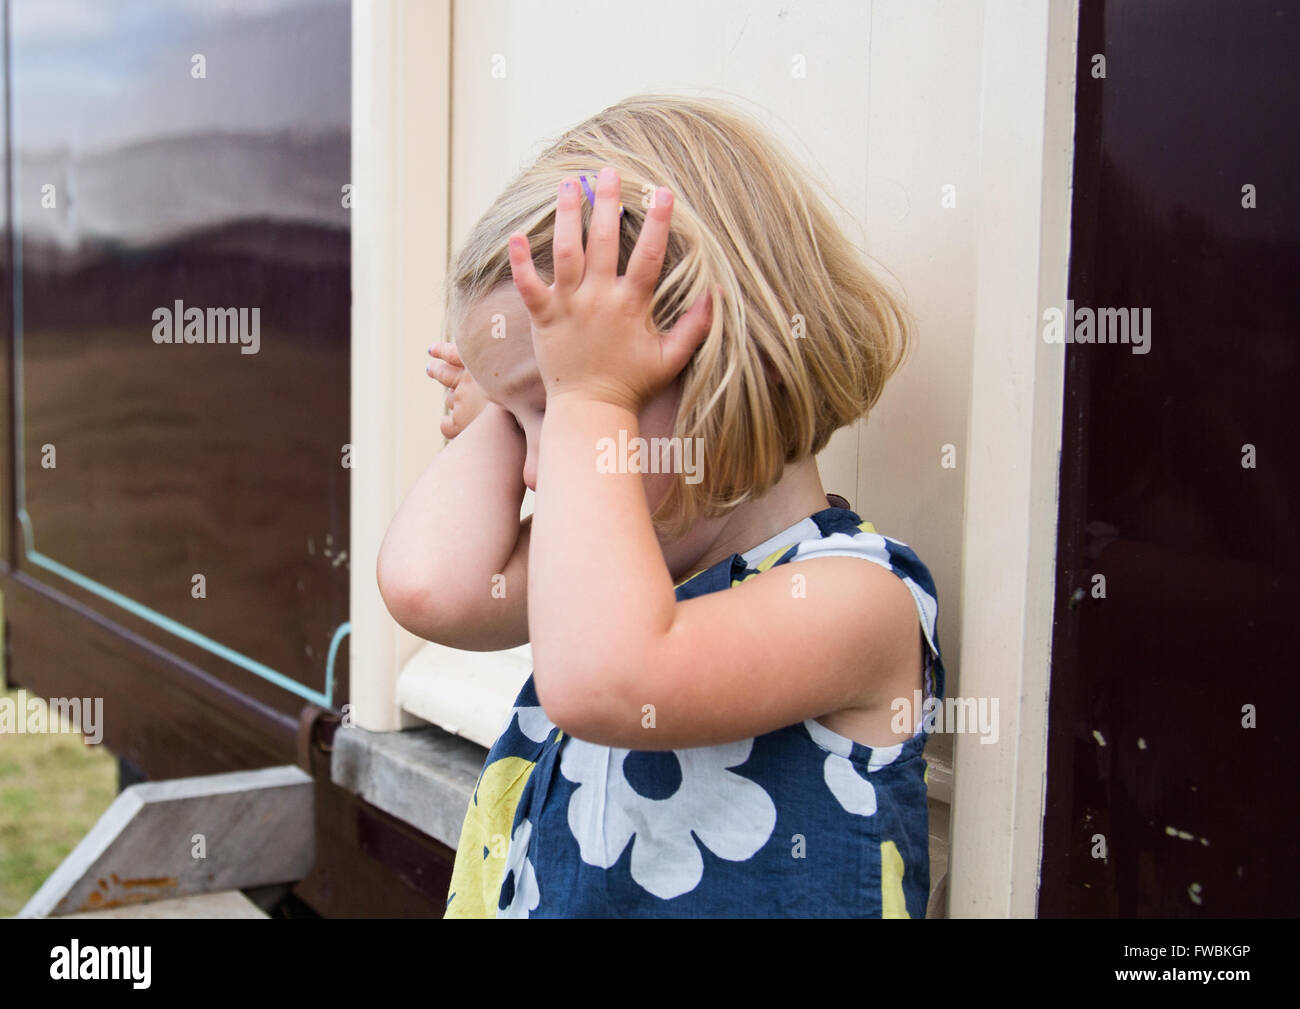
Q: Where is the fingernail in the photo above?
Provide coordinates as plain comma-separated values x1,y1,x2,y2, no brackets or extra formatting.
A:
599,166,616,183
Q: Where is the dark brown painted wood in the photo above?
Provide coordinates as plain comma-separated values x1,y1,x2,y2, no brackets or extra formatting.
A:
1042,0,1300,917
2,567,295,776
293,738,455,918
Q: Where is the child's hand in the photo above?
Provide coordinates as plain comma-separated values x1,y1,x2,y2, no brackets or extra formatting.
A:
506,166,715,413
427,341,489,439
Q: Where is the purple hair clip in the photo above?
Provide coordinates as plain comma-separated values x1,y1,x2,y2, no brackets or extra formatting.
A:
578,174,625,217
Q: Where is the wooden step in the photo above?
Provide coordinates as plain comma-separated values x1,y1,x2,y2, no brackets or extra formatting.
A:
55,890,269,919
18,765,313,918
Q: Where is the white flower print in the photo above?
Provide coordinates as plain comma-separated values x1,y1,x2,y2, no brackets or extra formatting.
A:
497,817,540,918
513,704,555,744
560,737,777,901
793,530,939,657
804,719,903,816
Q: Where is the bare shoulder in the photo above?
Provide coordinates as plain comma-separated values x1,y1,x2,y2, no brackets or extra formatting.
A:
754,550,923,707
567,551,926,749
800,554,926,747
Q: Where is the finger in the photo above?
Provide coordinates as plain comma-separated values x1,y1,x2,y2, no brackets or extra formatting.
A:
552,178,584,294
439,414,459,440
585,166,622,281
429,341,465,368
507,232,552,321
426,357,461,388
457,369,482,402
659,285,716,377
624,185,672,298
426,343,462,369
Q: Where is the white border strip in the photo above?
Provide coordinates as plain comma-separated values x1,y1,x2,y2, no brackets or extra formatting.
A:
948,0,1078,917
350,0,452,729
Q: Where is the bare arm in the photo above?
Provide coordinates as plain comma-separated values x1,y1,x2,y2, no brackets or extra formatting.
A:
531,397,920,749
377,397,531,651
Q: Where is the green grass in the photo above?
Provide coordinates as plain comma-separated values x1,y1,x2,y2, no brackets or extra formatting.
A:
0,662,118,917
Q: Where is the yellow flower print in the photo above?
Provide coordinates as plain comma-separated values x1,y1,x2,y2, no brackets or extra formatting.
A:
445,755,537,918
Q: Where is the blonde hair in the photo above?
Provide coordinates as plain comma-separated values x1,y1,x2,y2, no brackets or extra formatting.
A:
446,93,912,536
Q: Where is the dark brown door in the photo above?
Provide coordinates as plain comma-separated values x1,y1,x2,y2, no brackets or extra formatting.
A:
1041,0,1300,916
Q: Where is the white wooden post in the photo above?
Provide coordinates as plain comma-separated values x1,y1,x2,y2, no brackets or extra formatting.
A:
948,0,1078,916
349,0,452,730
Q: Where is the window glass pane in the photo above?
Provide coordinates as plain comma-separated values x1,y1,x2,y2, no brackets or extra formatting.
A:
10,0,351,707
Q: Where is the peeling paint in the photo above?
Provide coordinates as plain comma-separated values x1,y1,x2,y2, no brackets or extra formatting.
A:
74,874,179,913
121,876,178,888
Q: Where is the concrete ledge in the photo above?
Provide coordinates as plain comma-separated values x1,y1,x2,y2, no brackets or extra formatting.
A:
396,641,531,749
330,724,486,850
333,724,953,916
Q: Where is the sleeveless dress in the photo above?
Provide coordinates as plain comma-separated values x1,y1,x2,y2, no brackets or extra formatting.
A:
444,505,944,918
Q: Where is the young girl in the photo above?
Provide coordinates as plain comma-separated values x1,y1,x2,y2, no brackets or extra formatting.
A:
378,94,944,918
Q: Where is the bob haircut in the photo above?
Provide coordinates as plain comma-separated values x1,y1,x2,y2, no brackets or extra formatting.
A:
444,92,912,537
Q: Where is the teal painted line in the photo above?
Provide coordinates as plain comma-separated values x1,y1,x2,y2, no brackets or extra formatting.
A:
26,549,332,708
325,621,350,707
11,100,27,518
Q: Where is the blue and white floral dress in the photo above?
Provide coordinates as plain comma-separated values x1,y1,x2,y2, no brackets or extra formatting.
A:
444,505,944,918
